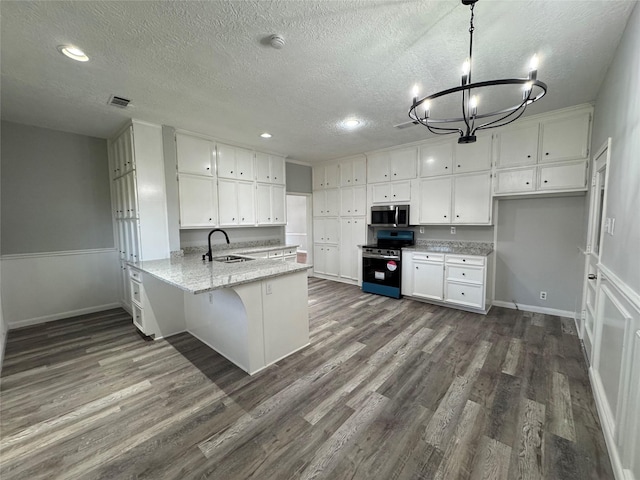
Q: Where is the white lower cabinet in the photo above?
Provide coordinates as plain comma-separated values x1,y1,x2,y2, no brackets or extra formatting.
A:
178,173,218,228
403,251,491,313
314,244,340,276
340,217,366,281
313,217,340,244
412,253,444,300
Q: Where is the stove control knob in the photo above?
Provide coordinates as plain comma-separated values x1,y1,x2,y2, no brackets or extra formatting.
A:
377,249,382,253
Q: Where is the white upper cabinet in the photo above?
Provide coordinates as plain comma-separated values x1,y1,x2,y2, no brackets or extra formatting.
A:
313,189,340,216
419,141,453,177
494,167,536,194
340,186,366,217
256,184,286,225
540,111,591,163
370,181,411,204
255,152,285,184
176,133,214,176
313,163,340,190
418,177,452,224
217,143,254,180
453,173,492,224
453,135,492,173
178,173,217,228
496,123,539,168
538,160,587,191
218,179,256,226
339,156,367,186
367,147,417,183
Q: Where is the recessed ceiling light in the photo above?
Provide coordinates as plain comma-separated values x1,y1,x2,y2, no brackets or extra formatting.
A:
342,118,361,129
58,45,89,62
260,133,272,138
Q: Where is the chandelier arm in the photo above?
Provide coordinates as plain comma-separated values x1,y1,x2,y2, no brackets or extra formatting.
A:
474,102,528,132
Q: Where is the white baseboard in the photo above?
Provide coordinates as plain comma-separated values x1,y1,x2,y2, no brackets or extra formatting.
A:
590,368,629,480
492,300,574,318
8,303,122,330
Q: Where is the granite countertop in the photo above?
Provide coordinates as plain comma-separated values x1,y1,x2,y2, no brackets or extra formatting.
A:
131,243,309,294
404,240,494,256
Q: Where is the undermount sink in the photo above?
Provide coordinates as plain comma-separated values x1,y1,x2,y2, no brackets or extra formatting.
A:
212,255,255,264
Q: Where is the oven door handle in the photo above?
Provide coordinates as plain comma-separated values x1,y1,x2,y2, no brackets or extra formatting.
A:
363,253,401,260
394,206,399,227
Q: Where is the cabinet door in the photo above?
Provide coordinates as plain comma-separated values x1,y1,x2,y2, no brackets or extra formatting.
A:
496,123,539,168
390,181,411,202
340,218,355,280
176,133,213,175
494,167,536,194
313,166,325,190
352,157,366,185
270,156,285,184
367,152,390,183
340,187,355,216
454,135,492,173
313,218,326,243
419,141,453,177
453,173,492,224
389,147,417,180
352,186,366,216
372,183,392,203
324,245,340,276
313,190,327,216
324,218,340,244
538,160,587,191
340,160,354,187
413,261,444,300
237,181,256,225
178,174,217,227
540,111,590,163
418,177,452,224
216,143,237,179
217,179,239,226
271,185,286,224
235,147,254,179
325,164,340,189
256,184,272,224
324,189,340,216
255,152,271,183
314,245,326,274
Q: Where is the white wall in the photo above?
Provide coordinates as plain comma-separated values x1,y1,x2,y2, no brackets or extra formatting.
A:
0,261,7,372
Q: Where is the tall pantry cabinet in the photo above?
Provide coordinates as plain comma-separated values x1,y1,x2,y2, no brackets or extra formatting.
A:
108,120,170,312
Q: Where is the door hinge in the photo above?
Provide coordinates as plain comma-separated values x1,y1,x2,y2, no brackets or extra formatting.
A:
581,310,586,320
592,176,596,187
586,244,591,254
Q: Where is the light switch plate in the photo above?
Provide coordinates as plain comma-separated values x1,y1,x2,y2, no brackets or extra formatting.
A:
450,227,456,234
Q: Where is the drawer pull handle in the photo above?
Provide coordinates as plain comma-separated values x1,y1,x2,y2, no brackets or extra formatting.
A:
461,292,465,295
462,273,466,276
462,259,466,262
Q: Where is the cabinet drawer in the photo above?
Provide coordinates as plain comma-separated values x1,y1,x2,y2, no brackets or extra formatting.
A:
130,279,142,306
445,281,484,308
412,252,444,262
129,267,142,282
269,250,284,258
445,255,485,266
447,265,484,284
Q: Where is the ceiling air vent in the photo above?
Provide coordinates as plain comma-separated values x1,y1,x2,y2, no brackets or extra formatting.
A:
108,95,131,108
394,120,419,130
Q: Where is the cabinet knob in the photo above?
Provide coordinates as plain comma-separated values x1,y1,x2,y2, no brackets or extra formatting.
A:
458,164,461,168
543,180,548,183
274,177,277,180
461,292,465,295
462,272,466,276
444,215,447,218
209,218,212,221
348,179,351,183
545,152,549,156
393,173,397,176
355,178,358,181
527,155,531,158
526,182,530,185
384,174,388,177
462,259,466,262
415,266,418,269
456,215,460,218
445,166,448,169
207,167,210,170
588,274,597,280
240,172,243,175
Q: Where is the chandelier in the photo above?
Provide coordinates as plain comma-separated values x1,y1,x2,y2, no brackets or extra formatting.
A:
408,0,547,144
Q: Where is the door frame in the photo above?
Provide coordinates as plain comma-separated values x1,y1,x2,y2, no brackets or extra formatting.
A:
285,193,313,266
579,138,612,355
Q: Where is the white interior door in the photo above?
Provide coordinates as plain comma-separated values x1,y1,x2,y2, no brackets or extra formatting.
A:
580,138,611,362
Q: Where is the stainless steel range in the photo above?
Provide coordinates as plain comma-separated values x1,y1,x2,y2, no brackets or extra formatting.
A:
362,230,414,299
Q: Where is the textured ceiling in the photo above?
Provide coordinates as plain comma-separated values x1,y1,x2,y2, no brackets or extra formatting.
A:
0,0,636,163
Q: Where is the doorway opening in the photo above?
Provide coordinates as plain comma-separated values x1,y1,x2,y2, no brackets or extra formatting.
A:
286,194,312,265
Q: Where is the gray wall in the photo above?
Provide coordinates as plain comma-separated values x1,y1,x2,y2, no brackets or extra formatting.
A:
286,162,312,194
591,3,640,292
1,121,113,254
495,196,586,312
180,226,284,248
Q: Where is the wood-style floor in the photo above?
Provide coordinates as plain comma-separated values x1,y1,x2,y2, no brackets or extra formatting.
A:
0,278,613,479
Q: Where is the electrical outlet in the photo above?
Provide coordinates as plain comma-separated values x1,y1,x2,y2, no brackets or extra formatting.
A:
419,227,424,234
266,283,272,295
540,291,547,300
450,227,456,234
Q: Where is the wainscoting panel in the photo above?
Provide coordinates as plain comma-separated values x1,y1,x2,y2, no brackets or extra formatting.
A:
1,249,119,329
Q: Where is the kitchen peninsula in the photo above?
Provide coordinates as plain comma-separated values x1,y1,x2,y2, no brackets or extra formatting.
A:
128,246,312,375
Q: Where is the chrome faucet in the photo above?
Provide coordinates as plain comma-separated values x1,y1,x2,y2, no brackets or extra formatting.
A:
203,229,230,262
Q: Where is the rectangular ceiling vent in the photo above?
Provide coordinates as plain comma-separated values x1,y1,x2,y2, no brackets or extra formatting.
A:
394,120,419,130
108,95,131,108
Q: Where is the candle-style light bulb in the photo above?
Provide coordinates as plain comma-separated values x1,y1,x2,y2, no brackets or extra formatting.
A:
523,82,533,101
529,54,539,80
462,58,470,85
469,95,478,116
423,100,430,118
412,84,420,98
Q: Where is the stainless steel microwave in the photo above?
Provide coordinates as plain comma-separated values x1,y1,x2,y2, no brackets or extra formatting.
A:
370,205,410,227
